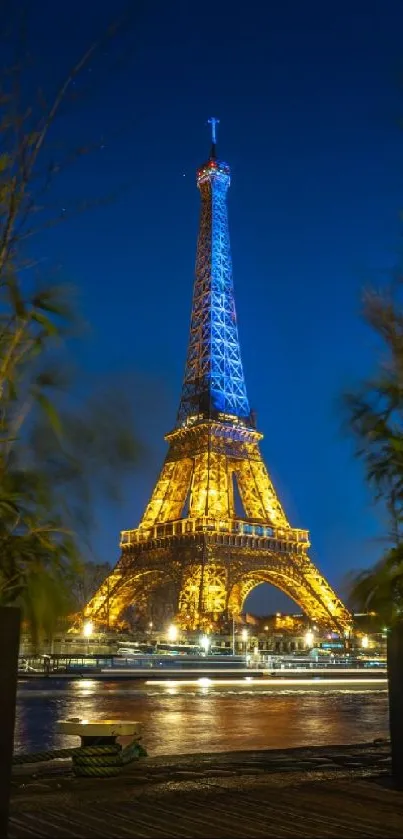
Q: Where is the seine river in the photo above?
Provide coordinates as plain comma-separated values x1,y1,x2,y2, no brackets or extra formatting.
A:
15,679,389,755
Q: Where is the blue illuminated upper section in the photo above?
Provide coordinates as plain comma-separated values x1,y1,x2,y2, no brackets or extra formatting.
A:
177,126,251,427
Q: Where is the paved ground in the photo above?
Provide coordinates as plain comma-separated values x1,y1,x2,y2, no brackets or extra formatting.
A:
9,742,403,838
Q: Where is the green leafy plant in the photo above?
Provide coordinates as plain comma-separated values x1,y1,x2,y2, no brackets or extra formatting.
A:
345,288,403,622
0,14,141,640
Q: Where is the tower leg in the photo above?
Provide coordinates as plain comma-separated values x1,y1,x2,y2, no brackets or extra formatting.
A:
178,561,228,631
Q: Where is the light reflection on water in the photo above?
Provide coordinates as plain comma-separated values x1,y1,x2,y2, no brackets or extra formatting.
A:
15,679,389,756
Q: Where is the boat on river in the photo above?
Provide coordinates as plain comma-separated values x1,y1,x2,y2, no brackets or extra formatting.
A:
18,651,387,682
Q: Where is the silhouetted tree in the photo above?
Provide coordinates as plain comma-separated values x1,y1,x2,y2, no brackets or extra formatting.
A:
344,286,403,786
71,562,111,614
0,11,142,636
345,289,403,619
0,11,141,833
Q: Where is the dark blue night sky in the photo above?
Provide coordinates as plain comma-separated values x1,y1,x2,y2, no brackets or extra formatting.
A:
26,0,403,613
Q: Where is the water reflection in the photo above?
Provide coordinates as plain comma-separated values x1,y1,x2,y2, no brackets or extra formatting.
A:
15,679,389,756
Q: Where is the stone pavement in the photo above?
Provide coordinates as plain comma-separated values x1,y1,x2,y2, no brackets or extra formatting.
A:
9,742,403,838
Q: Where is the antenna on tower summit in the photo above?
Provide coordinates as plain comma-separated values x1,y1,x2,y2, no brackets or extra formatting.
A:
208,117,219,158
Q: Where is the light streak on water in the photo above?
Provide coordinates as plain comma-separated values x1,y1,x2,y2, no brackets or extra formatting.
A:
15,677,389,757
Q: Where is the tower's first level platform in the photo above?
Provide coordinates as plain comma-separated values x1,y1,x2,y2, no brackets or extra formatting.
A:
121,516,309,555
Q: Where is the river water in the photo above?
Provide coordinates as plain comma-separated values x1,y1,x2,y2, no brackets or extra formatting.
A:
15,679,389,756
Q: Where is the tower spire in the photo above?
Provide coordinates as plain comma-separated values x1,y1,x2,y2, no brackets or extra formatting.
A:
177,120,251,426
208,116,219,158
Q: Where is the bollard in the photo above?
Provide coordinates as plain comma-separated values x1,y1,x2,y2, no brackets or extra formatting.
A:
56,719,145,777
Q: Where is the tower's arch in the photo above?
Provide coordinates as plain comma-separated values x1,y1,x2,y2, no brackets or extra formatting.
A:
228,572,306,617
227,567,345,631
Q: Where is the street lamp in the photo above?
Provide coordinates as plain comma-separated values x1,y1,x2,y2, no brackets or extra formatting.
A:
361,635,369,649
83,620,93,656
200,635,210,655
305,629,314,649
167,624,178,643
241,628,248,666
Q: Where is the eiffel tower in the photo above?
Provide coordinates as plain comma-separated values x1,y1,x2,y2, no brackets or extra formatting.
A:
85,120,351,633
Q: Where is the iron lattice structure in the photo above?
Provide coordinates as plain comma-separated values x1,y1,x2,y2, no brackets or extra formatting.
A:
85,122,351,633
178,153,250,423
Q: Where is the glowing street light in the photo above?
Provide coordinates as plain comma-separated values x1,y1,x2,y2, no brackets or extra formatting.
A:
83,620,93,639
83,620,93,657
361,635,369,649
167,624,178,643
305,629,314,648
241,628,248,642
200,635,210,654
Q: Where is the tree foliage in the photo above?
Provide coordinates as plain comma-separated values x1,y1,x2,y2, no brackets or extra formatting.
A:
0,16,141,638
345,288,403,622
70,562,111,615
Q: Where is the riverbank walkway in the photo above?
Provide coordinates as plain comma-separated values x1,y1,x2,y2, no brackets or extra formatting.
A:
9,741,403,838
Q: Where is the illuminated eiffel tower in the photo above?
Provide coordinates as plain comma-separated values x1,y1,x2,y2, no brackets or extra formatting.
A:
85,119,351,632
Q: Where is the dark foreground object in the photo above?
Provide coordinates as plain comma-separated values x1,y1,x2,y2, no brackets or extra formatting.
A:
0,607,20,837
9,741,403,838
388,622,403,788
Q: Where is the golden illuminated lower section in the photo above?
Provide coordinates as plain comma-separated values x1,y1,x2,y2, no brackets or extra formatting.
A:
139,458,193,529
233,453,286,526
85,526,350,633
84,420,351,633
137,422,288,529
